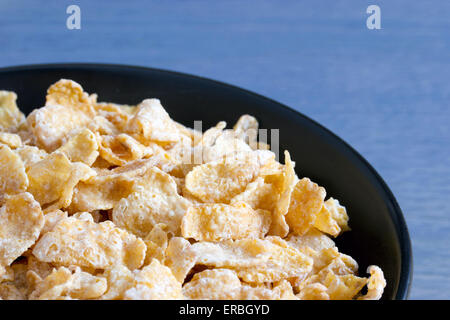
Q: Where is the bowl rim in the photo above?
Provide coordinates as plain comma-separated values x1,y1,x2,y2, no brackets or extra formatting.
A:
0,62,413,299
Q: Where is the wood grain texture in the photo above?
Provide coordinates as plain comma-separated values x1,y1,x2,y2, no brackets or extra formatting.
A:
1,0,449,299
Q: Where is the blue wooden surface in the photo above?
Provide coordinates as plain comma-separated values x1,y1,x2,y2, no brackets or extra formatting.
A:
1,0,449,299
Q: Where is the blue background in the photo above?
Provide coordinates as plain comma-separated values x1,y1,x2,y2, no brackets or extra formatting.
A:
1,0,449,299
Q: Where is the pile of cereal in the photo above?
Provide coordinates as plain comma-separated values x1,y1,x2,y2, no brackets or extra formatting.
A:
0,79,386,300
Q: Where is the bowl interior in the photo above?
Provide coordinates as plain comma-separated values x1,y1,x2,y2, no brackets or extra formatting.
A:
0,64,412,299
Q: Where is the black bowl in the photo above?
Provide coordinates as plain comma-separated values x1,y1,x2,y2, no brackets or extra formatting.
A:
0,63,412,300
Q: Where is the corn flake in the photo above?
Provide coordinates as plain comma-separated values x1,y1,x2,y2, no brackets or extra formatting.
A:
0,91,25,132
184,155,260,203
285,178,326,236
100,265,135,300
191,238,313,283
230,177,279,211
113,167,191,237
164,237,197,283
0,193,44,276
26,255,55,290
57,128,99,166
27,105,92,152
143,224,170,265
26,152,95,209
127,99,182,145
15,145,47,169
0,145,28,202
201,130,253,163
297,283,330,300
358,266,386,300
0,283,25,300
182,202,271,241
45,79,96,117
314,198,350,237
42,210,68,235
29,266,107,300
32,216,146,270
69,158,156,212
183,269,242,300
0,132,22,149
269,151,298,237
233,115,259,147
183,269,298,300
98,133,153,166
94,102,135,132
122,259,184,300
